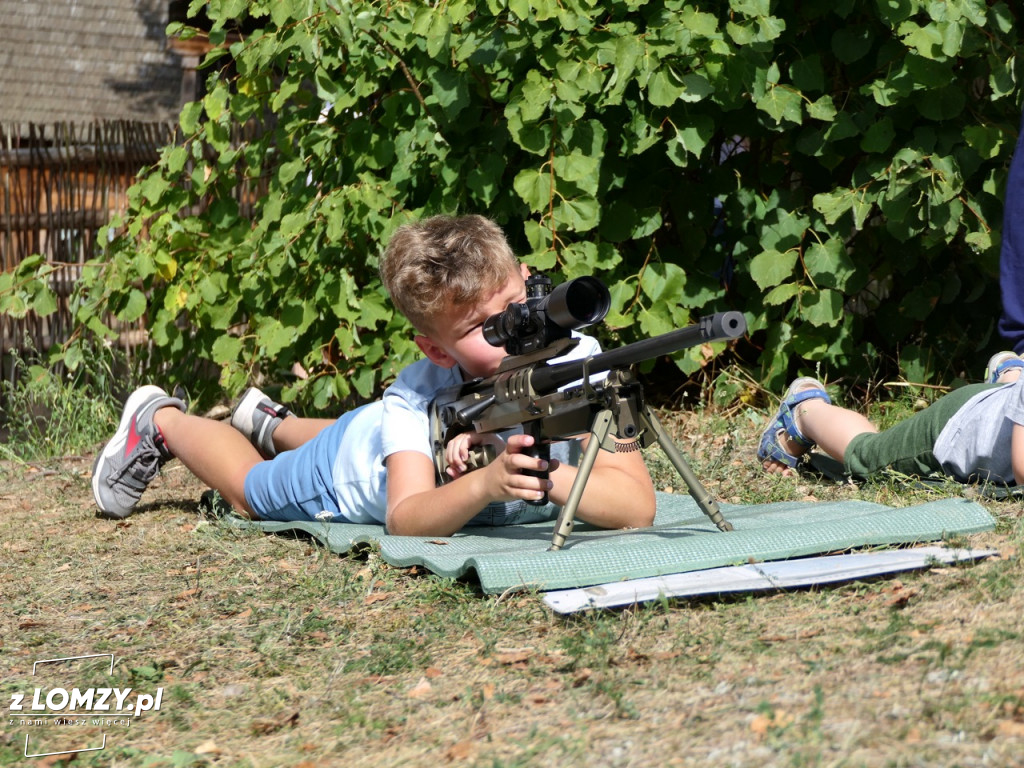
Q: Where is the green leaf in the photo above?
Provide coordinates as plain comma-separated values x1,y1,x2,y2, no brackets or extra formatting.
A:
750,249,798,291
256,318,296,358
813,190,854,225
860,117,895,153
807,95,837,121
179,101,203,134
804,239,856,291
648,68,685,107
513,167,551,212
117,289,149,323
640,262,687,305
430,69,470,120
670,115,715,161
552,150,601,189
898,20,944,59
679,73,714,103
211,334,243,365
763,283,802,306
554,196,600,232
756,83,803,125
832,26,873,64
357,292,392,329
800,288,843,326
963,125,1007,160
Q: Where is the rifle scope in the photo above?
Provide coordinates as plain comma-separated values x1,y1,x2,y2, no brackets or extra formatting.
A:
483,274,611,355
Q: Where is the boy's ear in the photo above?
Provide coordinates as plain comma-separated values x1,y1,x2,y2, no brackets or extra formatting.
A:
414,334,457,369
520,262,530,280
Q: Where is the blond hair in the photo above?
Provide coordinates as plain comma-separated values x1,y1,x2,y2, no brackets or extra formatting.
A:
379,215,520,333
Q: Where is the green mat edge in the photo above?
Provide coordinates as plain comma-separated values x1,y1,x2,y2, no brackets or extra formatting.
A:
219,494,995,595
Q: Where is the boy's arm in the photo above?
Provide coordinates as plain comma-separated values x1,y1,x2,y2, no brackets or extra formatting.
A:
385,434,554,536
1012,422,1024,485
547,437,656,529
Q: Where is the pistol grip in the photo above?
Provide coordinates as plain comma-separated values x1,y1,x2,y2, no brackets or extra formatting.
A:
523,441,550,507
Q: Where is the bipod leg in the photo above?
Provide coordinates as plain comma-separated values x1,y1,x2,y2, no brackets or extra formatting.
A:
642,407,733,532
549,408,614,551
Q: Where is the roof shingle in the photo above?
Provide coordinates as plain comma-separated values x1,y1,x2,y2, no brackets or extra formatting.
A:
0,0,184,128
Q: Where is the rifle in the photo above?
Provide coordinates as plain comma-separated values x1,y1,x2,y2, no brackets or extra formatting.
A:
428,273,747,550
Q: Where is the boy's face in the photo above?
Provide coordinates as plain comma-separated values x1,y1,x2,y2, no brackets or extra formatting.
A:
415,264,529,379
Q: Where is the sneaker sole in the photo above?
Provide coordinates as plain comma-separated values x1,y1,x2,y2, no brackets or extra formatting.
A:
91,385,169,517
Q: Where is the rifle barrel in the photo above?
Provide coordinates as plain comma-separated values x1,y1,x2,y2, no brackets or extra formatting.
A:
531,311,746,394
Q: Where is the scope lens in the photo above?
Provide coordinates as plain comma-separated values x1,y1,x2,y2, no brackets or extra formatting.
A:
482,302,530,348
543,276,611,329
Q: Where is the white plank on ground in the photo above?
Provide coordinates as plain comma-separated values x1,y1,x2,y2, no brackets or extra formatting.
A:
542,546,999,614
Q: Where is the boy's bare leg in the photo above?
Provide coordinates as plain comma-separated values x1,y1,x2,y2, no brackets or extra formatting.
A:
154,408,262,518
790,399,877,463
272,417,335,452
763,383,877,476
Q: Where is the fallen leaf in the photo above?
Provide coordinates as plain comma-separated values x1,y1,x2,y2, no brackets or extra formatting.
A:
750,714,771,736
572,668,593,687
39,751,77,767
446,739,477,761
407,677,432,699
998,719,1024,737
194,740,222,755
884,586,918,609
493,650,532,665
651,651,681,661
365,592,394,605
251,710,300,735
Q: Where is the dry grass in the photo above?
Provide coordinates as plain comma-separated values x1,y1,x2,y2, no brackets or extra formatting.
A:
2,402,1024,768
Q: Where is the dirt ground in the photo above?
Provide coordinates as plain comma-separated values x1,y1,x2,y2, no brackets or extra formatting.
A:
2,412,1024,767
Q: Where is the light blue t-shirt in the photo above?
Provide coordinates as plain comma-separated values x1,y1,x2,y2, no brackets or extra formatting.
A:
933,376,1024,483
243,333,602,525
380,333,601,525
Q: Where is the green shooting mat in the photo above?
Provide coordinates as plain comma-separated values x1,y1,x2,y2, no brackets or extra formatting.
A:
220,493,995,595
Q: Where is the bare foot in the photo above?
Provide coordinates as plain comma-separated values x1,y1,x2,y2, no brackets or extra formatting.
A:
761,430,807,477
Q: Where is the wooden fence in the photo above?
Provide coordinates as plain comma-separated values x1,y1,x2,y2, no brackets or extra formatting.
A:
0,121,180,365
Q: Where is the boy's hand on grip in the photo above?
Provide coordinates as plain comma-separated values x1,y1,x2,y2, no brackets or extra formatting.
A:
481,433,558,503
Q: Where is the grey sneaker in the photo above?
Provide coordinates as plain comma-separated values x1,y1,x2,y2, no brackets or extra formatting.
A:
92,385,186,519
230,387,291,458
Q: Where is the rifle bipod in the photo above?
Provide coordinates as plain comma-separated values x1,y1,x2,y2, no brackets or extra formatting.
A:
549,405,733,551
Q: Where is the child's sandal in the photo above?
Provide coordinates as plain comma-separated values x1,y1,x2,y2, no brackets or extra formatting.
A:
984,351,1024,384
757,378,831,470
